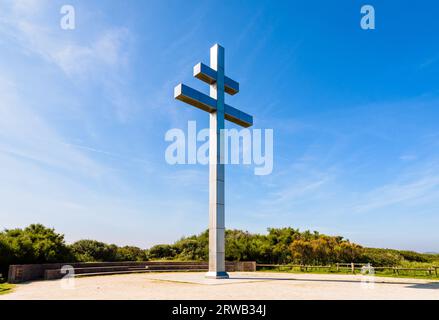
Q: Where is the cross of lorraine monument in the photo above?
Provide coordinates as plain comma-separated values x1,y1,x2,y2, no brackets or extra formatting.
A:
174,44,253,279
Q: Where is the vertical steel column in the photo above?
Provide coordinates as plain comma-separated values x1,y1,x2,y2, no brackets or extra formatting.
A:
206,44,228,279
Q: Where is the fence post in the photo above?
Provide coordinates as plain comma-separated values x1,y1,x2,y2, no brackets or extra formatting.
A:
336,263,339,272
351,263,355,274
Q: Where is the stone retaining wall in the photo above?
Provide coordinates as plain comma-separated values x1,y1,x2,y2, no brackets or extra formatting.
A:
8,261,256,283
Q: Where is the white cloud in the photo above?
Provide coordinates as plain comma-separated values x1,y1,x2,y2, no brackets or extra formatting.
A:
0,0,134,122
352,161,439,213
50,28,131,77
0,75,104,177
9,0,49,16
0,73,159,245
1,13,130,77
270,174,332,205
399,154,417,161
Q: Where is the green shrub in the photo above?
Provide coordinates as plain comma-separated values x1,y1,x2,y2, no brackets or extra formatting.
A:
116,246,148,261
361,248,402,266
147,244,177,259
69,240,118,262
397,250,431,263
225,229,267,262
0,224,73,275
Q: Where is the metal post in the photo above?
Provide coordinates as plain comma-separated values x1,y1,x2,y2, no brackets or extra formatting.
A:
206,45,228,279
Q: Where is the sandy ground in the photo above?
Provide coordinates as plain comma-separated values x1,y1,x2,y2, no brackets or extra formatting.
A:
1,272,439,300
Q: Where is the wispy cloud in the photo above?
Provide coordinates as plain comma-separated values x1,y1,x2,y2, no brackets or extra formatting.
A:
243,96,439,231
399,154,417,161
0,75,105,177
51,28,131,77
419,55,439,70
352,160,439,213
162,167,207,189
0,0,135,122
1,1,131,74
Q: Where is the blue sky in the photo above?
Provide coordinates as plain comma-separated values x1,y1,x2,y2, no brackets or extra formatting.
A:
1,0,438,252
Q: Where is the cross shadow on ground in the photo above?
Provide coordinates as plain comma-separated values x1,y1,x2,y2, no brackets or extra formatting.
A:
229,276,439,289
405,282,439,289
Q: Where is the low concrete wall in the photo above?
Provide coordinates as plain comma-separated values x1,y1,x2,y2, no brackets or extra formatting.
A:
8,261,256,283
232,261,256,272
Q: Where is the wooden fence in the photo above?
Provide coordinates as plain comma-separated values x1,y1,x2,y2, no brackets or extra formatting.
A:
256,263,439,277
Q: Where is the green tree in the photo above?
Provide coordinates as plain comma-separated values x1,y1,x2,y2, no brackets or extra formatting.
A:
290,239,313,264
147,244,177,259
335,242,363,263
69,240,118,262
267,228,299,263
0,224,73,275
173,230,209,261
116,246,148,262
361,248,402,266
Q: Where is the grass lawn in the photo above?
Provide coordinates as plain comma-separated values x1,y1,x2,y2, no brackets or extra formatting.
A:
0,283,15,295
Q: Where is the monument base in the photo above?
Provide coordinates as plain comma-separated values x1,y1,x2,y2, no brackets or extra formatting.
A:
205,271,230,279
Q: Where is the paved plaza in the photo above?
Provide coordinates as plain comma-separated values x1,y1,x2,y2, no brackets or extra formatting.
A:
2,272,439,300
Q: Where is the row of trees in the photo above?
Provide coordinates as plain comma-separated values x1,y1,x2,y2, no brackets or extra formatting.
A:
147,228,435,267
1,224,436,277
149,228,364,265
0,224,147,276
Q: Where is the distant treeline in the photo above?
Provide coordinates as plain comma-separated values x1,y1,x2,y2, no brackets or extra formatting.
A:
1,224,438,278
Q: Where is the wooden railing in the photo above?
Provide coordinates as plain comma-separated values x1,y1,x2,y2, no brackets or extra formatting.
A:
256,263,439,277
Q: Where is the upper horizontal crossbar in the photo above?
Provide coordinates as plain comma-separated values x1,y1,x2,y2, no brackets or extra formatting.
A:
193,63,239,95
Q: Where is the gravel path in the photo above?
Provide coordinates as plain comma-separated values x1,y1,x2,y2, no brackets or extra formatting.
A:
2,272,439,300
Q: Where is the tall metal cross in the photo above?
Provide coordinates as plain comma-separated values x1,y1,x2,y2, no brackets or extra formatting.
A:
174,44,253,279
